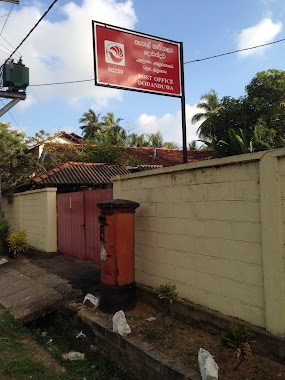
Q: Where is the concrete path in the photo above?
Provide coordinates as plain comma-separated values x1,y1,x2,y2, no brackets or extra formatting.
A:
0,251,101,324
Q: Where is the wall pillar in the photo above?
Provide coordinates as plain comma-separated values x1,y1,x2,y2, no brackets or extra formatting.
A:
260,154,285,335
44,188,57,252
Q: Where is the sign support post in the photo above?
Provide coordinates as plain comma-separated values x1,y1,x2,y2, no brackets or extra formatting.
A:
179,42,187,164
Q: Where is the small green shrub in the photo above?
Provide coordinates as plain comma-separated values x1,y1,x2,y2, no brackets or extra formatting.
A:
157,283,178,304
0,218,10,255
220,321,255,361
143,328,162,342
7,230,28,256
0,218,10,239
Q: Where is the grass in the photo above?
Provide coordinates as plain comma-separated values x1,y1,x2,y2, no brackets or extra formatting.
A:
0,308,51,380
0,307,134,380
143,328,162,342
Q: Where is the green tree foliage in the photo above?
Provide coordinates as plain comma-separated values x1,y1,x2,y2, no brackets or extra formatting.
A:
0,123,39,194
79,109,102,139
193,69,285,156
28,129,51,145
245,69,285,148
191,90,221,140
99,112,127,145
147,131,164,148
125,133,150,147
188,140,199,150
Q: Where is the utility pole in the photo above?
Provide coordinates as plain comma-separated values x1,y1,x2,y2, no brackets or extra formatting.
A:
0,58,29,219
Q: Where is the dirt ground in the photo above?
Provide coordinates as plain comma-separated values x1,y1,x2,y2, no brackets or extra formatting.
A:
95,301,285,380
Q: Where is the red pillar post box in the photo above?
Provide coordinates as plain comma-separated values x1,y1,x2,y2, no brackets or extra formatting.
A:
97,199,140,313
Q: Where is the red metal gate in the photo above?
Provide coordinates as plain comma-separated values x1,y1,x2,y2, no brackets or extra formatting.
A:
57,189,113,264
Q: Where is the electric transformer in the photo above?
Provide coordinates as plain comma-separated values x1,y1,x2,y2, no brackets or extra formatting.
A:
3,60,29,91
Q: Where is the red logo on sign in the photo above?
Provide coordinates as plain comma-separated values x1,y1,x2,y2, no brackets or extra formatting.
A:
105,41,125,66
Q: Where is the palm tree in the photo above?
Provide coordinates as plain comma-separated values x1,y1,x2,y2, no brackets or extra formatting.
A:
191,90,220,141
79,109,102,139
147,131,164,148
100,112,123,131
163,141,179,149
188,140,199,150
126,133,150,147
100,112,127,145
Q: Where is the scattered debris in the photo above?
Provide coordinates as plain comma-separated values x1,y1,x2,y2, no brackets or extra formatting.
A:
0,258,8,265
61,351,85,361
146,316,156,322
198,348,219,380
46,338,53,345
41,330,48,337
112,310,132,336
83,293,99,308
76,330,87,339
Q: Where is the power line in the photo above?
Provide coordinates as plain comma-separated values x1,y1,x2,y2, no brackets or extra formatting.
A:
0,99,23,132
1,0,58,66
30,78,93,87
184,37,285,64
0,3,13,37
0,35,21,57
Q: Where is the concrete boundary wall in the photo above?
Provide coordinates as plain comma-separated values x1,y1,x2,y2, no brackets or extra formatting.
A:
3,188,57,253
113,148,285,336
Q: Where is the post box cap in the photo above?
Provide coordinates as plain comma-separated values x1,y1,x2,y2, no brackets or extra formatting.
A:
97,199,140,210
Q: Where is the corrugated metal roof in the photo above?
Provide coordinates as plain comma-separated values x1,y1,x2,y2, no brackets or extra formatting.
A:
128,165,163,172
31,162,131,186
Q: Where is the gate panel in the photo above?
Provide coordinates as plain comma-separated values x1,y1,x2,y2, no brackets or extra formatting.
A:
57,192,86,260
85,188,113,264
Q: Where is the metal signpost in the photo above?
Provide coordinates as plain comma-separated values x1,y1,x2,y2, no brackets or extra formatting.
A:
92,21,187,163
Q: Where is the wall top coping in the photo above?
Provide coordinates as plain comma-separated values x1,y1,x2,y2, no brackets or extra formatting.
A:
112,148,285,182
9,188,57,198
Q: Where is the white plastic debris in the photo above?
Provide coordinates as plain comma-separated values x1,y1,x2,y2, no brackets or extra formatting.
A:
112,310,132,336
83,293,99,308
41,331,48,337
0,258,8,265
146,316,156,322
76,330,87,339
100,245,107,262
198,348,219,380
61,351,85,361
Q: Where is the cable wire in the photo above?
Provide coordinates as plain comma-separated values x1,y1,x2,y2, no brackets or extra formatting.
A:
184,37,285,64
1,0,58,66
0,13,10,18
30,78,94,87
0,3,13,37
0,35,21,57
0,99,23,132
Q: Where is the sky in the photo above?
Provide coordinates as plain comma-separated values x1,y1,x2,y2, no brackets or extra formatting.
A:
0,0,284,147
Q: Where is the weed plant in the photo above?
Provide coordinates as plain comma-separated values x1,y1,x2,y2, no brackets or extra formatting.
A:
220,321,255,370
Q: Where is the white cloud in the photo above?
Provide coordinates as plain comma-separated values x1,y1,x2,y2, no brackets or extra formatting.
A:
136,104,204,147
0,0,137,109
236,18,283,57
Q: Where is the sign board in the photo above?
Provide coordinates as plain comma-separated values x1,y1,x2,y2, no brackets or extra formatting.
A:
92,21,182,97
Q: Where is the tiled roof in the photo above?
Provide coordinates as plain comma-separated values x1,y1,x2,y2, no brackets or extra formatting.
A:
31,162,131,186
39,143,215,166
123,147,215,166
